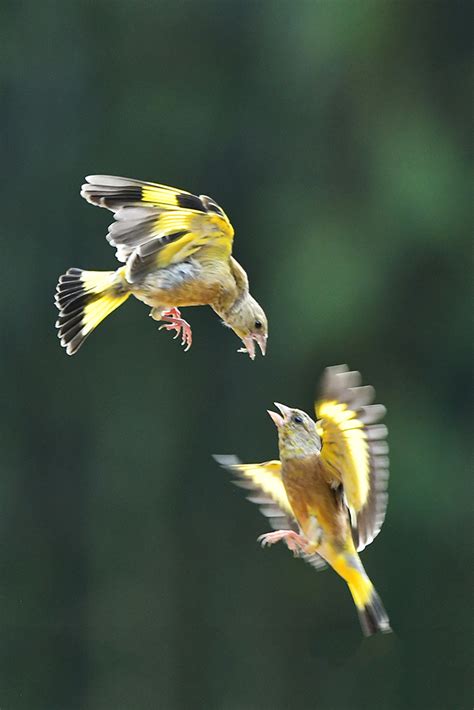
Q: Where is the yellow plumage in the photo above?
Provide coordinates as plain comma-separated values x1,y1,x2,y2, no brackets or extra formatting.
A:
216,365,391,636
55,175,266,357
316,399,370,512
228,461,293,518
55,268,130,354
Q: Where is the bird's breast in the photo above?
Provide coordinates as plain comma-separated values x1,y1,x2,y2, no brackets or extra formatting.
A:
131,259,232,308
282,456,348,544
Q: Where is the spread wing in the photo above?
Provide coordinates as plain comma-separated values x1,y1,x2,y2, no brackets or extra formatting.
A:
81,175,234,281
315,365,389,552
214,455,327,571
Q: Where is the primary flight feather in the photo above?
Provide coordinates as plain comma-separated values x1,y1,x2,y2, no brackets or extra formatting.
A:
215,365,391,636
55,175,268,357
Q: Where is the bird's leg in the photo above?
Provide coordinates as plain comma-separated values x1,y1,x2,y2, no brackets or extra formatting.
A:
150,307,192,351
257,529,310,556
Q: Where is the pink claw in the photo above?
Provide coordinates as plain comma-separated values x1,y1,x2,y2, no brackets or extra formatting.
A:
158,308,192,351
257,529,309,556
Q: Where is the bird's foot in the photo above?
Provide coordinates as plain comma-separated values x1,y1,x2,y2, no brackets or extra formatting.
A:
257,529,309,556
158,307,192,351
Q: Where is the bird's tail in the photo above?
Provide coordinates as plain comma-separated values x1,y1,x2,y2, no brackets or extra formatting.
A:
328,546,391,636
355,586,391,637
55,267,130,355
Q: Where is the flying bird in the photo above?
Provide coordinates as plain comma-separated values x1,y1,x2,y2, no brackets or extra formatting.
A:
55,175,268,357
215,365,391,636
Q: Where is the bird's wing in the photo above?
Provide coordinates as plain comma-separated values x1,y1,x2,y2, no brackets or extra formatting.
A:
214,455,327,571
81,175,234,278
315,365,389,551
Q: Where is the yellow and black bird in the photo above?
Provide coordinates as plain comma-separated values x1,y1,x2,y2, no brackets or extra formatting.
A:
216,365,391,636
55,176,268,357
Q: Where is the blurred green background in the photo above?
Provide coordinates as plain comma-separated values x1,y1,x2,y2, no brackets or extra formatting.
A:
1,1,472,708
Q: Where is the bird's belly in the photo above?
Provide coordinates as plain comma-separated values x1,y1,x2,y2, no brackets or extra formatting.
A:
131,262,222,308
282,460,341,544
288,491,324,543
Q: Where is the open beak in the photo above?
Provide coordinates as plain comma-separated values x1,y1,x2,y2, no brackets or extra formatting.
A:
267,402,292,428
255,334,267,356
238,334,267,360
238,336,255,360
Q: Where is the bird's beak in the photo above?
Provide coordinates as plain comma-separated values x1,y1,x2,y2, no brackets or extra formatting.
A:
237,334,267,360
255,334,267,356
267,402,292,428
239,336,256,360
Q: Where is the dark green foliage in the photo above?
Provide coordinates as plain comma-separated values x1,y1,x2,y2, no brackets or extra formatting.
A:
0,1,471,708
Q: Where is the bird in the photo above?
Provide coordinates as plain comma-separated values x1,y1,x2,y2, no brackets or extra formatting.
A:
215,365,391,636
54,175,268,358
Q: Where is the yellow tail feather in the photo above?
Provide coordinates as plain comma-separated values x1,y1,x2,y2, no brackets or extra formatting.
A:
55,268,130,355
328,546,391,636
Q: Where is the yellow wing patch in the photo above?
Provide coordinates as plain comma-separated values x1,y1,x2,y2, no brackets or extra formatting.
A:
214,456,294,519
315,365,389,550
141,184,194,208
316,400,369,512
81,175,235,266
152,211,234,267
215,455,329,571
230,460,294,517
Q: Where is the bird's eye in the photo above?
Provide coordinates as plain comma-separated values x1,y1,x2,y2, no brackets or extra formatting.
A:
292,414,304,425
254,320,262,329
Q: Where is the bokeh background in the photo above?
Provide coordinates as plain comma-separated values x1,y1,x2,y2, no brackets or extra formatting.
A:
1,1,472,708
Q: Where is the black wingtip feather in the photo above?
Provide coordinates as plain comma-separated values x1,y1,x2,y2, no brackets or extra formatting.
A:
176,193,206,212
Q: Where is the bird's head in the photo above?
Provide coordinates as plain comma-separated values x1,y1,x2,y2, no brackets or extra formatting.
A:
224,294,268,360
267,403,322,459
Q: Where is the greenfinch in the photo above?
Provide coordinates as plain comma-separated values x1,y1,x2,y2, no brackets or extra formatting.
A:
216,365,391,636
55,176,268,357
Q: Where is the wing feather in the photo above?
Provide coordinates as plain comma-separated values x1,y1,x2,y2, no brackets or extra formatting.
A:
214,455,327,571
315,365,389,551
81,175,234,270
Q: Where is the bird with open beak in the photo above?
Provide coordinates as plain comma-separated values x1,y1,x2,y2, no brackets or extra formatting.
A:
215,365,391,636
55,175,268,358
